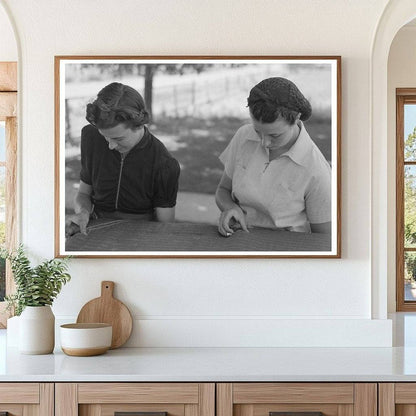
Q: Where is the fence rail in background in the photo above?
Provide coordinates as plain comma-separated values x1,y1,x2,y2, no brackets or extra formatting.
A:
65,68,274,141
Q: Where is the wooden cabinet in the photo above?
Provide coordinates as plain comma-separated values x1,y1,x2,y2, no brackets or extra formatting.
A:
217,383,377,416
0,381,384,416
379,383,416,416
55,383,215,416
0,383,53,416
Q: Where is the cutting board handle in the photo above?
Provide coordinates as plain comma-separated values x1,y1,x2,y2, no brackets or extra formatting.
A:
101,281,115,298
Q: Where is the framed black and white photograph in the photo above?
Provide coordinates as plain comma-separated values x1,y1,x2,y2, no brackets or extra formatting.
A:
55,56,341,258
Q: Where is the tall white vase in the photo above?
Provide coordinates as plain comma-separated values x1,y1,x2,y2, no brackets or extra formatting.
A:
19,306,55,354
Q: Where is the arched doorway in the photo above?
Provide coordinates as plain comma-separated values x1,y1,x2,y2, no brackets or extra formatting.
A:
371,0,416,319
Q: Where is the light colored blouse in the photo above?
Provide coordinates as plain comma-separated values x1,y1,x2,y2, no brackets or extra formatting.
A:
219,121,331,232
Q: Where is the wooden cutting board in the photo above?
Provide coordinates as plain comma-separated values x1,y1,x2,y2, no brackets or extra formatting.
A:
76,281,133,349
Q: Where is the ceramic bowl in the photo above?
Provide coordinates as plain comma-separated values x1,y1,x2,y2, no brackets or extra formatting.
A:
60,323,112,356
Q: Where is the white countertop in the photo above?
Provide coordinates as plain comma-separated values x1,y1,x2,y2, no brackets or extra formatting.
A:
3,313,416,382
2,329,416,382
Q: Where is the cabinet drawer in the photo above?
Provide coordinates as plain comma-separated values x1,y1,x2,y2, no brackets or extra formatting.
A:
0,383,39,403
379,383,416,416
217,383,376,416
56,383,215,416
80,403,185,416
0,383,53,416
78,383,200,404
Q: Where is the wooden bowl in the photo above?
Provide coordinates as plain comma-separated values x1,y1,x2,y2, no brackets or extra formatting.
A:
60,323,112,356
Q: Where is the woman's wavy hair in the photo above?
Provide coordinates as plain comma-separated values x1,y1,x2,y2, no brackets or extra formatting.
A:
86,82,150,130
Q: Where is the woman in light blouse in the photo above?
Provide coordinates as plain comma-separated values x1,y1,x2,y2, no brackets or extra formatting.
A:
216,77,331,237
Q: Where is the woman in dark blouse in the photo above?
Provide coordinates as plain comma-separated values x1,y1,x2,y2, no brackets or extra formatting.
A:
65,82,180,236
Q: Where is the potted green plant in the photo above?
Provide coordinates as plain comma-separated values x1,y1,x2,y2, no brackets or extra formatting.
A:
2,245,71,354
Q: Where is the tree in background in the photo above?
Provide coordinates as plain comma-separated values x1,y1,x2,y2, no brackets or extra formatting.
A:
144,65,155,122
66,63,218,123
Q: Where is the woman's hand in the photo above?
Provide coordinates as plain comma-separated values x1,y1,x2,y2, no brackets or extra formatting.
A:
66,181,94,237
65,210,90,237
216,171,249,237
218,207,249,237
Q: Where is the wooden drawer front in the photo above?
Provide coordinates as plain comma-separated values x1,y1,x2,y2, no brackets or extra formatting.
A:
379,383,416,416
395,384,416,404
78,383,200,404
0,404,25,416
233,384,354,404
235,403,343,416
218,384,376,416
57,383,215,416
80,403,186,416
0,383,39,403
0,383,53,416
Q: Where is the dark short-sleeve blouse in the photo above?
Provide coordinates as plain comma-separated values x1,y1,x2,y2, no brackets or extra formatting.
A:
80,125,180,215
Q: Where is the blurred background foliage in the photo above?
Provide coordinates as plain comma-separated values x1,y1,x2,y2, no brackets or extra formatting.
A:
404,126,416,284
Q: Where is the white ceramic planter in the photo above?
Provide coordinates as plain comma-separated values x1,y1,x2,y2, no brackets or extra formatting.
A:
19,305,55,354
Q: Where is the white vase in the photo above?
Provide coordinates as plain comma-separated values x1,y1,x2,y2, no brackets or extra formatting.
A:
19,305,55,354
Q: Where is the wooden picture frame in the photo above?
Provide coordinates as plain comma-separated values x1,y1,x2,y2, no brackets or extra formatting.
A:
55,56,341,258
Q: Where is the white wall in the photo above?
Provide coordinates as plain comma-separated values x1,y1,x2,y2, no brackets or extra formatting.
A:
0,3,17,61
387,25,416,312
0,0,394,346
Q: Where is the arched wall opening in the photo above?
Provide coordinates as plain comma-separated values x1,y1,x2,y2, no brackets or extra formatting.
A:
387,18,416,313
371,0,416,319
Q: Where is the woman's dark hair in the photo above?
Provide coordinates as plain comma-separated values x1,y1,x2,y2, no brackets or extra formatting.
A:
247,77,312,124
86,82,150,129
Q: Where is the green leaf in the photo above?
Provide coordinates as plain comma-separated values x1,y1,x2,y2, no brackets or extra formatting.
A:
5,245,71,315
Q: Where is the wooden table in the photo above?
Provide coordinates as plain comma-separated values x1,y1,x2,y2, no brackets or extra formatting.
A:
65,219,331,253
